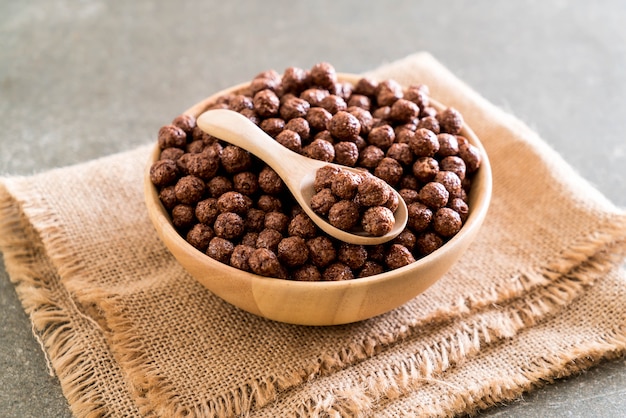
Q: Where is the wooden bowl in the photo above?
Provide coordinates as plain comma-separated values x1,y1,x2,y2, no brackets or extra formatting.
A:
144,74,492,326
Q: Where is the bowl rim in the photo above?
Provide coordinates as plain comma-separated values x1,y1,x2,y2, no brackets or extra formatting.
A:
144,73,493,292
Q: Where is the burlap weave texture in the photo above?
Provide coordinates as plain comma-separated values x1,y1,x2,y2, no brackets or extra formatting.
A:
1,53,625,417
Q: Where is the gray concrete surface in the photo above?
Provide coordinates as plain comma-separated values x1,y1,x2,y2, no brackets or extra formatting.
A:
1,1,625,417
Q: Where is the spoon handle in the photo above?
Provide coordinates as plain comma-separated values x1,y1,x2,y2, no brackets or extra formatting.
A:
196,109,320,179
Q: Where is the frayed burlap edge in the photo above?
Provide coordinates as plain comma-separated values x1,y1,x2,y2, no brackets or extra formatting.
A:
292,244,626,418
0,183,142,418
99,213,626,417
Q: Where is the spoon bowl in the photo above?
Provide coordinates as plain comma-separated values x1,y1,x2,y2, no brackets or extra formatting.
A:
196,108,408,245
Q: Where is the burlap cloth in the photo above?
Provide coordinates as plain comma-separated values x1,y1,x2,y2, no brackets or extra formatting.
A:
1,53,625,417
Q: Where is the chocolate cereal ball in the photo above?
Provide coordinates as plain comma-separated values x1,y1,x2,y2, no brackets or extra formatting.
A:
375,79,403,107
328,200,360,231
171,204,195,229
307,236,337,268
253,89,280,118
358,260,385,278
232,171,259,196
185,153,219,180
347,106,373,135
260,117,285,137
330,169,361,200
334,141,359,167
437,133,459,157
310,188,337,216
384,189,400,212
186,140,205,154
390,99,419,123
216,191,249,214
264,211,290,233
314,165,341,191
354,77,379,97
300,88,329,107
229,244,255,271
399,188,420,205
385,244,416,269
207,176,233,198
374,157,404,186
172,114,196,134
288,212,318,238
415,232,443,256
293,264,322,281
328,111,361,141
393,230,416,251
158,186,177,210
433,207,463,237
240,232,258,247
319,94,347,115
206,237,235,264
280,97,310,121
361,206,395,236
314,130,334,144
367,244,386,263
248,248,283,277
150,159,179,187
158,125,187,149
229,95,254,112
448,198,469,223
356,175,391,207
419,182,449,209
282,66,310,95
239,108,261,125
399,174,420,190
221,145,252,174
194,198,218,225
306,107,332,132
372,106,391,121
457,139,482,173
417,116,440,134
386,143,414,166
407,202,432,232
257,194,283,212
410,128,440,157
258,166,284,195
358,145,385,169
277,236,309,267
323,262,354,281
174,175,205,204
284,118,310,141
160,147,184,162
186,223,214,252
368,125,395,150
434,171,462,195
440,156,466,181
244,208,266,232
213,212,245,240
338,243,368,270
275,129,302,153
404,84,430,109
310,62,337,91
256,228,283,252
303,138,335,162
412,157,439,183
437,107,464,135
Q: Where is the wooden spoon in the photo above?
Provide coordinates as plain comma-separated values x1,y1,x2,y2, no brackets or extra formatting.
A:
196,109,408,245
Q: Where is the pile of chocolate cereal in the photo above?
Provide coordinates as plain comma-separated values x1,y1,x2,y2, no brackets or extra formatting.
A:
149,62,482,281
